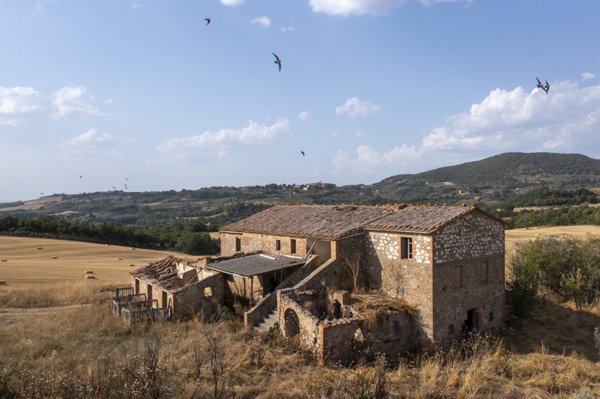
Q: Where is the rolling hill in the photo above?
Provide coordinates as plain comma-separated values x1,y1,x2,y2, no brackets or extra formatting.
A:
1,152,599,227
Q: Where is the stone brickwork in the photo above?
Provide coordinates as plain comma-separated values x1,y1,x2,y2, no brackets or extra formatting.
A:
434,211,504,263
220,232,309,258
365,231,434,342
277,290,321,351
431,210,504,343
319,318,359,365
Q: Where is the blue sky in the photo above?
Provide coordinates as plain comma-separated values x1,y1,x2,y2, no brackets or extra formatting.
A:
1,0,599,202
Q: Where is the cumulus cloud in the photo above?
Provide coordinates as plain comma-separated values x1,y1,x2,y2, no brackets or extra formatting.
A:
251,16,272,27
52,86,101,118
581,72,595,81
298,111,309,121
58,129,119,156
157,119,290,159
0,86,44,125
332,144,420,177
309,0,409,16
220,0,244,6
309,0,469,16
333,81,600,177
336,97,380,117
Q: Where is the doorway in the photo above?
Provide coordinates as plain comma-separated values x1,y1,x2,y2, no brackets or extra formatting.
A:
465,308,480,333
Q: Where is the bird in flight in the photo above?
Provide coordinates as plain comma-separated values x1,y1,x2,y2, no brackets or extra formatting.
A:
273,53,282,72
536,77,550,94
205,18,211,25
79,175,82,179
300,150,305,157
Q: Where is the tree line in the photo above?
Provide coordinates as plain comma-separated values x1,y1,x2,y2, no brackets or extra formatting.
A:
0,215,220,255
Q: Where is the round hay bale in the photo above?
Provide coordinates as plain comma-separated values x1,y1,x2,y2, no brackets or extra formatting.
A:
131,248,136,251
0,280,6,285
117,257,123,260
129,264,135,267
51,256,58,259
85,270,94,274
0,259,7,262
86,275,96,280
37,247,43,250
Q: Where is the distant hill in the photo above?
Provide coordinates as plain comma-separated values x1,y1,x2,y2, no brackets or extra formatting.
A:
1,152,599,227
372,152,600,204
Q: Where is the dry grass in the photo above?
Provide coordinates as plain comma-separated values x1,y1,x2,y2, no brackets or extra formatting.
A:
0,301,598,398
0,232,599,397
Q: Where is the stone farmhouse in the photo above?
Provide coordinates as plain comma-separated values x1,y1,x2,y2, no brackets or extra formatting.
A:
114,204,505,365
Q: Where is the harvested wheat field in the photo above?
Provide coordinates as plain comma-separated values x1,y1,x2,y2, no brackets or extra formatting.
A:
0,236,188,285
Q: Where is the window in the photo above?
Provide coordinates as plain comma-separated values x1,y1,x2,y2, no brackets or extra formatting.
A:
276,239,281,251
203,286,213,298
488,312,494,322
454,265,463,288
235,237,241,252
401,237,413,259
290,239,297,254
481,261,489,283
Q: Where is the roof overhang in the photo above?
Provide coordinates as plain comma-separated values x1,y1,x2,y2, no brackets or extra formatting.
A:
205,253,305,277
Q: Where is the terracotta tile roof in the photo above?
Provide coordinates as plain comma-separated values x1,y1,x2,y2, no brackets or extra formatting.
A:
131,256,201,292
221,204,498,238
220,205,401,240
366,205,475,233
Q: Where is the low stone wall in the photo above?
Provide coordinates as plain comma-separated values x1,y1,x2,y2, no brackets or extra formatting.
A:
318,318,360,366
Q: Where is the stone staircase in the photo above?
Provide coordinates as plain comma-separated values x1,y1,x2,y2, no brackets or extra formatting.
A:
253,310,278,333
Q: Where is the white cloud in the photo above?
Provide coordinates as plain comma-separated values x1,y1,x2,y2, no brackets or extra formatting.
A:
333,81,600,177
336,97,380,117
220,0,244,6
58,129,119,157
0,87,44,125
309,0,469,16
581,72,595,81
309,0,409,16
332,144,420,177
52,86,101,118
158,119,290,159
298,111,309,121
251,16,272,27
280,26,295,33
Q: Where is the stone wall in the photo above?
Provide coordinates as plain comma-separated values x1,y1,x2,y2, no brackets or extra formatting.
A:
277,290,321,352
173,273,225,320
220,232,309,257
364,231,434,342
432,210,505,343
318,319,359,365
434,210,504,263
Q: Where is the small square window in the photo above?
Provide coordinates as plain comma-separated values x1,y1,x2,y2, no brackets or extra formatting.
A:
276,239,281,251
203,287,213,298
488,312,494,322
401,237,413,259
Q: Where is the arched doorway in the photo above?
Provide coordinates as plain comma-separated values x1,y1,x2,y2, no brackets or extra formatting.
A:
284,308,300,337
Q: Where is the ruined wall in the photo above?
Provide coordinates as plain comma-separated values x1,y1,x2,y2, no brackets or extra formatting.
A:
318,319,359,366
359,309,418,357
220,232,309,257
277,290,320,351
334,234,369,290
432,211,505,343
173,273,225,320
364,231,434,342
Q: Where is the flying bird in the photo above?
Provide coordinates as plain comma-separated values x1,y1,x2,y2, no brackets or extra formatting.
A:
79,175,82,179
272,53,282,72
204,18,211,25
300,150,305,157
125,177,128,181
536,77,550,94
